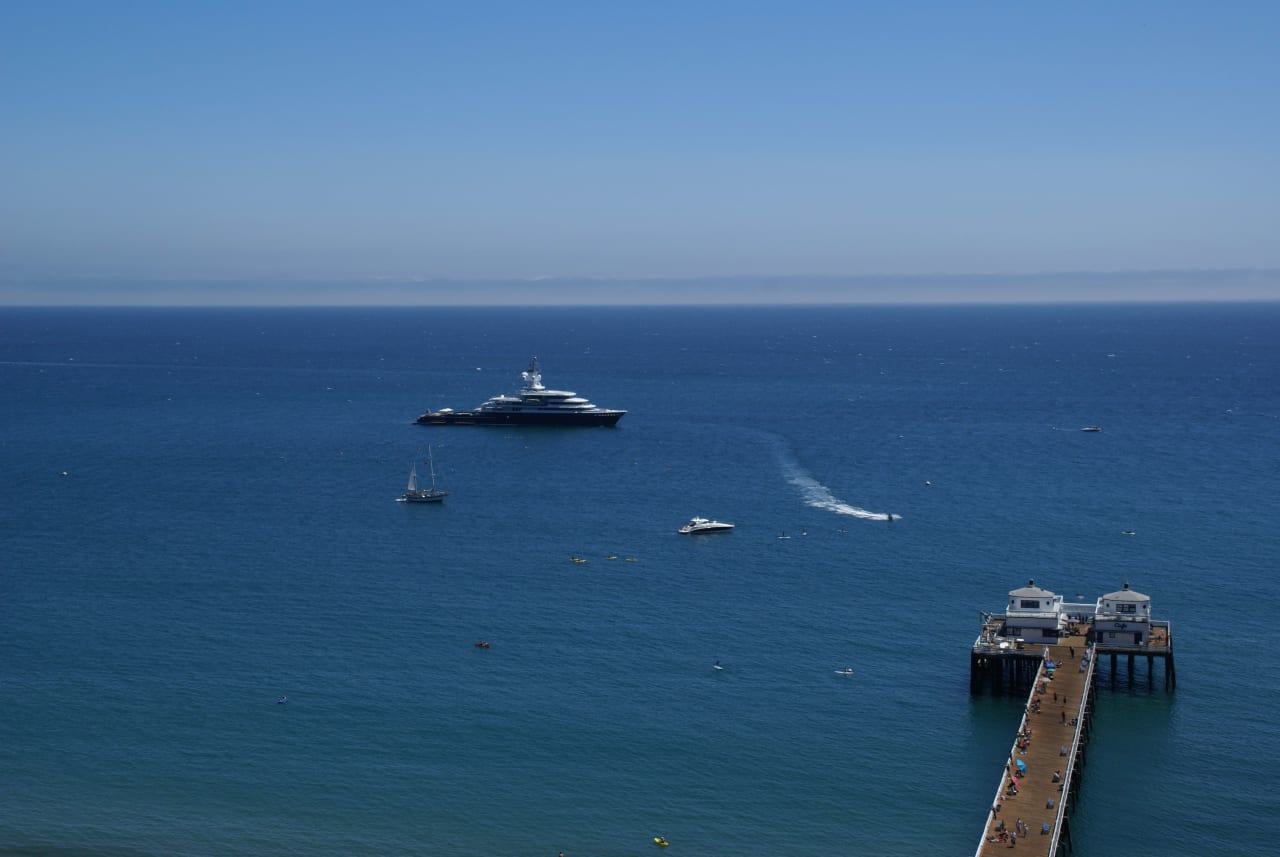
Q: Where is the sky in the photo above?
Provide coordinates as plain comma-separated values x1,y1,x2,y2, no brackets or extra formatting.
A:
2,1,1278,305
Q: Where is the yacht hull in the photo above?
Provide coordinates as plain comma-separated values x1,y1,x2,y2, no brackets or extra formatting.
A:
415,410,624,427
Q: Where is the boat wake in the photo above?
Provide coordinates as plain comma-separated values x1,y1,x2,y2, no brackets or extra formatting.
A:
774,444,896,522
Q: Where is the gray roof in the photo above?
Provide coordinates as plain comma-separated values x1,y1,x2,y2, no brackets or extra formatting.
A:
1009,577,1056,598
1101,581,1149,602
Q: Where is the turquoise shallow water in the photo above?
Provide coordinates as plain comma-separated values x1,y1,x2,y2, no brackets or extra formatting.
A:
2,304,1278,857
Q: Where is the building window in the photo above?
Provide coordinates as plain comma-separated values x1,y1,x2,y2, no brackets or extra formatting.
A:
1005,627,1020,637
1117,604,1137,614
1020,600,1040,609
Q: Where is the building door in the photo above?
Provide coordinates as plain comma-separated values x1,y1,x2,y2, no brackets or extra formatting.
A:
1134,632,1142,644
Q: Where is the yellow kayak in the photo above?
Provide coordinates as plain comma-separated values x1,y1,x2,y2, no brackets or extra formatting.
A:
654,838,669,847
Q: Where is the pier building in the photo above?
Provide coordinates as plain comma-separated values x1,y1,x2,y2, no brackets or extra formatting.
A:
1095,581,1152,645
1003,579,1066,642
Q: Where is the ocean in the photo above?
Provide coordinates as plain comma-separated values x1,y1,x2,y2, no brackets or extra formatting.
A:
1,304,1277,857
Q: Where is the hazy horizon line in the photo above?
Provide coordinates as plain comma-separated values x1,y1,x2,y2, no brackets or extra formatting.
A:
2,267,1276,307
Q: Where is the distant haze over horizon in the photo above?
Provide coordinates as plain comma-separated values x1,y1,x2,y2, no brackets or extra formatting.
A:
3,3,1277,305
3,269,1276,307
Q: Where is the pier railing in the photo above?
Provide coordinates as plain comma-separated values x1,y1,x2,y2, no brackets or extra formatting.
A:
973,701,1035,854
973,669,1044,856
1046,646,1095,856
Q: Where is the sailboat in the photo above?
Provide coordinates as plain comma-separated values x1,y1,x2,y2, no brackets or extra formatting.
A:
397,447,448,503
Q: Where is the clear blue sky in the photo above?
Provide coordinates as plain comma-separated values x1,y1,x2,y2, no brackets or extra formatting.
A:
3,1,1278,303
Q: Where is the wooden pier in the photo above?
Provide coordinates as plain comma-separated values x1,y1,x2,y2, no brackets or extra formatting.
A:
973,636,1096,856
970,580,1176,856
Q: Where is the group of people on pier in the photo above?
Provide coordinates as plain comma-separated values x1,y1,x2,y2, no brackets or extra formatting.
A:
1014,725,1033,754
986,653,1085,849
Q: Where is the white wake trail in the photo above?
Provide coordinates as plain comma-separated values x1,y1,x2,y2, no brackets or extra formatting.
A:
773,443,897,522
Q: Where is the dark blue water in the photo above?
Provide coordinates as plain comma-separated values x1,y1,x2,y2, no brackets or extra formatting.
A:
2,304,1277,857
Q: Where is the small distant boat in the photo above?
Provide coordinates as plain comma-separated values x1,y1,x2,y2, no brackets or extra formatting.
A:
277,695,288,704
654,838,669,848
397,447,448,503
474,641,490,649
678,517,734,534
570,556,588,564
1081,426,1103,432
1121,530,1136,536
834,668,854,677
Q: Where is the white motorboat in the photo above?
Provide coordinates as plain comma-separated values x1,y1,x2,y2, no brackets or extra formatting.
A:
678,517,735,534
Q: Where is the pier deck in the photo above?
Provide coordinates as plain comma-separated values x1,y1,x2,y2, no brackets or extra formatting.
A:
974,640,1095,856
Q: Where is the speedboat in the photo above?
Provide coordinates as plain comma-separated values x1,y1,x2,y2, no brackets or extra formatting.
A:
678,517,735,534
416,358,625,427
1081,426,1103,432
